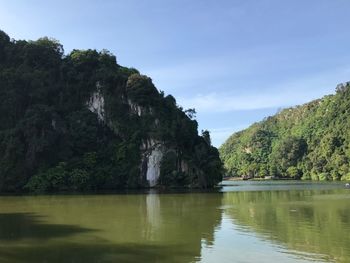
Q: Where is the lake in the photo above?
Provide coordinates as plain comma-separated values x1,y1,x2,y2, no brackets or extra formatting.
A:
0,181,349,262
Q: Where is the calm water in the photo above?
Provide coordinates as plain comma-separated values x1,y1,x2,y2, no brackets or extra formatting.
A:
0,181,349,263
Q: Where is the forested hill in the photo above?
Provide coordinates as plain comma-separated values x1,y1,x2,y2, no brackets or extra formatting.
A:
220,82,350,181
0,30,223,192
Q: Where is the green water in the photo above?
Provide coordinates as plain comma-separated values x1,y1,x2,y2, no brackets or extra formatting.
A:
0,181,349,262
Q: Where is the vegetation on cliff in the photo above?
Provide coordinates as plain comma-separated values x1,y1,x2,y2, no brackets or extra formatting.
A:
0,30,223,192
220,83,350,180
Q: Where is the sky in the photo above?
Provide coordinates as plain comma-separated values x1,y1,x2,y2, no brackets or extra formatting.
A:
1,0,350,146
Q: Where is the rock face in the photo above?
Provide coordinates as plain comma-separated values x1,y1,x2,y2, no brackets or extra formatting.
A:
86,83,186,187
87,83,105,121
87,86,168,187
146,146,164,187
139,139,165,187
86,87,189,187
180,160,189,174
127,99,143,116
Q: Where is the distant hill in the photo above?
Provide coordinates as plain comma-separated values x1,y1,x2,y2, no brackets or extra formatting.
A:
220,82,350,181
0,30,223,192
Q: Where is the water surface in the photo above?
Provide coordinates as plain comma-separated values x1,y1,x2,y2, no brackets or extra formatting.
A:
0,181,349,262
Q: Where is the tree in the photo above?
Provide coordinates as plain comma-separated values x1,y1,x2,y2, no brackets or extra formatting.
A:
201,130,211,146
185,108,196,119
270,136,307,177
286,166,300,179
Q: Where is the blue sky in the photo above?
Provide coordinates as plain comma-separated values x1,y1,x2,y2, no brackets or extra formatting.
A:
1,0,350,146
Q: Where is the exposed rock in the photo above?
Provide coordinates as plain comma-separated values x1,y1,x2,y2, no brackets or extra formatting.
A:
51,119,56,129
140,139,165,187
87,82,105,121
146,146,164,187
128,99,143,116
180,160,189,173
243,147,252,154
154,118,160,127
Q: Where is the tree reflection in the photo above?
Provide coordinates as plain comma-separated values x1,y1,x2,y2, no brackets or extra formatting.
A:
0,192,223,263
223,190,350,263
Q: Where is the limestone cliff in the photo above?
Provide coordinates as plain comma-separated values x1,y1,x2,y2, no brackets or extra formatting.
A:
0,30,223,192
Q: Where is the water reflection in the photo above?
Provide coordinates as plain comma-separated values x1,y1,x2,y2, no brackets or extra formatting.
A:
222,189,350,263
0,213,92,241
0,240,181,263
0,193,222,263
0,183,349,263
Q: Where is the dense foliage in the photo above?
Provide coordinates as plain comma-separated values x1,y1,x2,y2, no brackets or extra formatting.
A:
0,30,223,192
220,83,350,180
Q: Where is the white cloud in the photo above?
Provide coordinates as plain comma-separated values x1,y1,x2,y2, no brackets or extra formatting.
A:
179,92,293,112
209,127,249,147
177,66,350,113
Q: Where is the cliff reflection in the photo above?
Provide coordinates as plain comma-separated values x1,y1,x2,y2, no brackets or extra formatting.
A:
0,192,223,263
